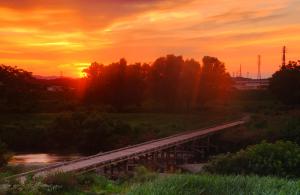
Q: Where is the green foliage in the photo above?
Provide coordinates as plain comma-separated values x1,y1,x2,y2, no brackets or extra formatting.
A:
43,172,78,190
0,111,238,153
247,111,300,145
48,112,136,153
5,173,123,195
205,141,300,177
278,117,300,144
77,173,122,194
128,174,300,195
6,177,62,195
131,166,158,183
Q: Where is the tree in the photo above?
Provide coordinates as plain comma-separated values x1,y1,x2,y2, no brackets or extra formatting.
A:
149,55,183,110
270,61,300,104
124,63,146,107
198,56,232,105
0,65,39,112
83,59,146,111
179,59,200,111
83,62,105,104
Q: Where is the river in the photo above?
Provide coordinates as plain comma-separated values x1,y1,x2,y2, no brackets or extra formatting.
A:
8,153,84,166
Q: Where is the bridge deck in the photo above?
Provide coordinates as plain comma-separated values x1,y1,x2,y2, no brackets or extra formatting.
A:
9,119,245,181
36,120,244,177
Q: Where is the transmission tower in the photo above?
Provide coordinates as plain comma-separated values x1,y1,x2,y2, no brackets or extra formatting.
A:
282,46,286,66
257,55,261,80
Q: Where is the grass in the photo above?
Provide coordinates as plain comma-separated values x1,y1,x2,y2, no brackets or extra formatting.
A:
128,174,300,195
0,110,240,139
3,171,300,195
106,111,240,137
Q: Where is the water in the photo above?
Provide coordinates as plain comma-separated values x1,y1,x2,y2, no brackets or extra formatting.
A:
9,153,84,166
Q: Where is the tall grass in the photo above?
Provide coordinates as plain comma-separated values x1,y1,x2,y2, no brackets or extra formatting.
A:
128,174,300,195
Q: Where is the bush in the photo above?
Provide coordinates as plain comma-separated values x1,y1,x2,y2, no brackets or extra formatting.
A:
0,140,11,167
46,112,136,153
278,117,300,144
43,172,78,190
204,141,300,178
5,173,122,195
131,166,158,183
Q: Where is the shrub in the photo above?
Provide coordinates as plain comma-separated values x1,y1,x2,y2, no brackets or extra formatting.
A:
77,173,109,187
0,140,11,167
46,112,136,153
77,173,122,193
204,141,300,178
43,172,78,190
131,166,158,183
278,117,300,144
6,176,62,195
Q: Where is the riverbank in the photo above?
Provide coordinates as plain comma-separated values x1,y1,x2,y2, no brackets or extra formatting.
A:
0,110,240,154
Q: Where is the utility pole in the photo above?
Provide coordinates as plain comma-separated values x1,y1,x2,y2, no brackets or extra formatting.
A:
239,64,242,77
282,46,286,67
257,55,261,80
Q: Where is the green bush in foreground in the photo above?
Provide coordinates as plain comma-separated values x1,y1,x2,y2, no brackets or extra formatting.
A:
6,172,122,195
128,174,300,195
204,141,300,177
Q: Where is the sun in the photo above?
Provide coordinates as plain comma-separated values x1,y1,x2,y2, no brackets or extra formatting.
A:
79,71,87,78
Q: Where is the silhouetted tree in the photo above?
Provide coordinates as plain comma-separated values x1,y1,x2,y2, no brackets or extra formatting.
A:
83,62,105,104
270,61,300,104
179,59,200,111
0,65,39,112
83,59,146,111
83,55,232,111
124,63,146,107
198,56,232,105
101,58,127,111
149,55,183,110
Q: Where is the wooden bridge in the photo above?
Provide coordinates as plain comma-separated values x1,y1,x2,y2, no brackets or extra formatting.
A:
7,118,246,181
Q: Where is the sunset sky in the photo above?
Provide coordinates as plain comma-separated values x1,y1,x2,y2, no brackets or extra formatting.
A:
0,0,300,78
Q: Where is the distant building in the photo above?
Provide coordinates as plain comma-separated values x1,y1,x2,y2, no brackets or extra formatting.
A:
233,77,269,90
47,85,65,92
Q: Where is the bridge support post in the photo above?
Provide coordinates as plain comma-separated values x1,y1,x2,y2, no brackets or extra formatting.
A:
123,160,128,174
110,164,114,178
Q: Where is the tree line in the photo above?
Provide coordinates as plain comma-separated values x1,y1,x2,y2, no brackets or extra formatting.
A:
83,55,232,111
2,55,300,114
0,55,233,113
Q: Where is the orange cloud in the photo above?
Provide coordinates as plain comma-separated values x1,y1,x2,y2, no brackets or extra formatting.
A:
0,0,299,77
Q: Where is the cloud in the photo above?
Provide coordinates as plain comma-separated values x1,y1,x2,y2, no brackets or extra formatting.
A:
0,0,299,77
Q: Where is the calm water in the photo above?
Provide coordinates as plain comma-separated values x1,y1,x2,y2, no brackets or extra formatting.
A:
9,153,84,166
